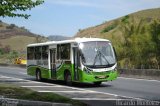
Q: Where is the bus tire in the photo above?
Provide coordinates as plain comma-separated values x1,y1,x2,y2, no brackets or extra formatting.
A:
94,81,102,86
36,70,41,81
65,71,72,86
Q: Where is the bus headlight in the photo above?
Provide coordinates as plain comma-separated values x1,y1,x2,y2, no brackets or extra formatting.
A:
111,67,117,72
84,67,92,74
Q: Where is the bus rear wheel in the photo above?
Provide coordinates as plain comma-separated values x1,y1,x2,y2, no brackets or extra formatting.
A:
65,72,72,86
94,81,102,86
36,70,41,81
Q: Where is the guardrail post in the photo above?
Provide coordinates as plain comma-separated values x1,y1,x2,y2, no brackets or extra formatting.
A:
149,65,151,69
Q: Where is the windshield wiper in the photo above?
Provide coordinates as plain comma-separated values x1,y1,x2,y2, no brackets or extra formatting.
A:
93,51,99,66
99,51,110,65
93,50,111,66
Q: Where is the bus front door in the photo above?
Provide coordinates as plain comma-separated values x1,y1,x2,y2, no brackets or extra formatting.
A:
73,47,80,81
50,49,56,79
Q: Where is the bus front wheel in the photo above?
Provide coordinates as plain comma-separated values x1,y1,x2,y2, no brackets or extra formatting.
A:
65,72,72,86
36,70,41,81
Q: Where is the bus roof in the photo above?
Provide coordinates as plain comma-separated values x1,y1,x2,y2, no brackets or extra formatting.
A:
27,38,110,47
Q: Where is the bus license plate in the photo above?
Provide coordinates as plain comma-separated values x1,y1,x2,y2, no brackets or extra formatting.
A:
98,76,106,79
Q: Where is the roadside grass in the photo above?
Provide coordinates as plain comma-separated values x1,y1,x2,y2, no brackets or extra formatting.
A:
0,83,87,106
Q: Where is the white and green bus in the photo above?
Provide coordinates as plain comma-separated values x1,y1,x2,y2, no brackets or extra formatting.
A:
27,38,118,85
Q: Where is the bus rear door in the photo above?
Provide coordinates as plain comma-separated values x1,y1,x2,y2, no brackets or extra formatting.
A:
50,49,56,79
73,47,80,81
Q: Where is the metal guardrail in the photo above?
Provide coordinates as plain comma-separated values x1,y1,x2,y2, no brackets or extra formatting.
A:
0,63,26,68
118,68,160,76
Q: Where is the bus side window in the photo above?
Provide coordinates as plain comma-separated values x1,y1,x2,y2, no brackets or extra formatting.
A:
42,46,48,60
35,46,42,60
27,47,35,60
61,44,70,60
57,44,70,60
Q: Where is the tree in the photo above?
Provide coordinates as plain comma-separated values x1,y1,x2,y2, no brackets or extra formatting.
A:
0,0,44,19
8,50,19,63
150,19,160,66
6,23,16,29
119,17,154,68
0,48,4,55
35,35,44,43
3,45,11,53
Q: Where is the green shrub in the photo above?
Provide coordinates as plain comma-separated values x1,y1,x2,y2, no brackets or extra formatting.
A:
0,48,4,55
101,24,117,33
6,24,16,29
0,24,3,27
121,15,130,23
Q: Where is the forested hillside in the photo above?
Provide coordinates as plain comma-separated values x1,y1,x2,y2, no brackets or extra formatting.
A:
0,20,47,64
76,8,160,69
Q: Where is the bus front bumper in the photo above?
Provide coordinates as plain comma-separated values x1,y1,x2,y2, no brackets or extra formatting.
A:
81,70,118,83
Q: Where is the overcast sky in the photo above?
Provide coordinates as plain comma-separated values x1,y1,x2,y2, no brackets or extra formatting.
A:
0,0,160,37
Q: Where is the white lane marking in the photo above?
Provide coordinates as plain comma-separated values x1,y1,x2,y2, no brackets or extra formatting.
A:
21,86,66,88
0,75,144,100
10,78,24,80
19,81,66,87
19,81,45,83
72,98,134,100
20,80,89,91
38,91,95,93
0,75,88,90
118,77,160,82
0,76,11,78
19,72,27,75
20,86,142,100
0,76,23,81
0,66,26,71
82,90,143,100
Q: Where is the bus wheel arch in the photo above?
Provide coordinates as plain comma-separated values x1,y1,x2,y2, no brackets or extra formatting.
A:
64,69,72,86
36,68,41,81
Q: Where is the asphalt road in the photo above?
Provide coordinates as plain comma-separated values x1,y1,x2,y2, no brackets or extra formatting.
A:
0,66,160,106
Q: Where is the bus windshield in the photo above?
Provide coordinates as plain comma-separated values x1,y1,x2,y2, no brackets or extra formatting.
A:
79,41,116,68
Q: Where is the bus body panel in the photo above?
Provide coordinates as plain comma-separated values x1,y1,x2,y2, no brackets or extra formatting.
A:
27,64,118,82
56,63,72,80
27,65,51,79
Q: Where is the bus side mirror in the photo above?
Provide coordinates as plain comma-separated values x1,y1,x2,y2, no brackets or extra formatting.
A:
113,47,117,60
